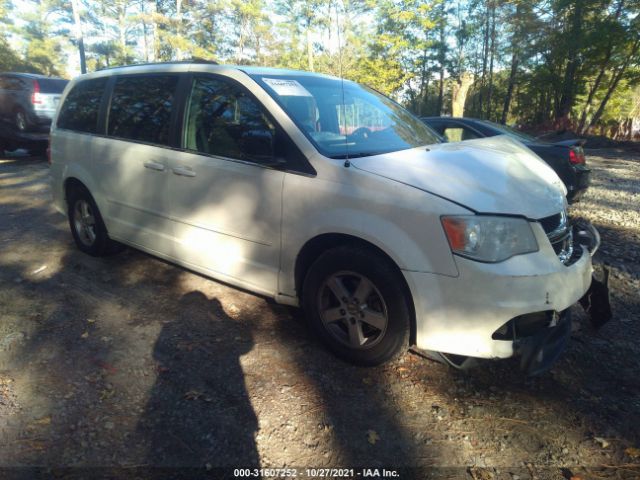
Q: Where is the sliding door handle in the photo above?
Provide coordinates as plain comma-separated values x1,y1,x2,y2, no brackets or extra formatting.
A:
143,161,165,172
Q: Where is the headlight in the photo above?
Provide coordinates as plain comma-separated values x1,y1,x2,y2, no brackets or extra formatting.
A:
441,215,538,262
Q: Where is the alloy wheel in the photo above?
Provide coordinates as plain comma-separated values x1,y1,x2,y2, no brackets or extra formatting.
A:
73,199,97,246
317,271,389,349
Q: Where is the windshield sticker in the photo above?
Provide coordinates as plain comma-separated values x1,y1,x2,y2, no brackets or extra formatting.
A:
262,78,313,97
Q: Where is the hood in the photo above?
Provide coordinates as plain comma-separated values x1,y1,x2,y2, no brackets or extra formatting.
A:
351,135,567,219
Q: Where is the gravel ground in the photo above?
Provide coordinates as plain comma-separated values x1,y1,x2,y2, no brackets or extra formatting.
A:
0,149,639,480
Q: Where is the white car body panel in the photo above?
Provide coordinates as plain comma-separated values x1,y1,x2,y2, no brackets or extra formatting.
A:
49,63,595,362
167,149,285,296
350,135,568,219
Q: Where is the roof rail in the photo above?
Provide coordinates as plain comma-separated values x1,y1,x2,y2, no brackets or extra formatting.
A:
97,58,219,72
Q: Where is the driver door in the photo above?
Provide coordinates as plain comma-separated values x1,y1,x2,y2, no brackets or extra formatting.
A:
167,75,285,296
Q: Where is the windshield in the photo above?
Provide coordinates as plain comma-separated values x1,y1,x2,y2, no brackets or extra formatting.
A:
251,74,441,158
481,120,543,144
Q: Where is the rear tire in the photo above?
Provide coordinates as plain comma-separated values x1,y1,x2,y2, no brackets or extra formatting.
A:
14,108,28,132
302,245,411,366
67,187,123,256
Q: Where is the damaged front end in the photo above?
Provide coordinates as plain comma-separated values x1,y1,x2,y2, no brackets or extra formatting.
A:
424,216,612,377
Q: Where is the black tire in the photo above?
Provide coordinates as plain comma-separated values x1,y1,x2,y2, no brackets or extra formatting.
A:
302,245,411,366
67,186,123,256
14,108,28,132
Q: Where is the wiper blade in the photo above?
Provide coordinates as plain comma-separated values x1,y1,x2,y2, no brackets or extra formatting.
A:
328,151,386,159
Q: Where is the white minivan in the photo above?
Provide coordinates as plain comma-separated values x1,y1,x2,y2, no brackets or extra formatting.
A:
49,62,600,374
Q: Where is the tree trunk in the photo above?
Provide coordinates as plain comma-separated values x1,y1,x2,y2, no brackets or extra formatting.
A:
141,0,149,62
588,38,640,130
556,0,584,122
478,3,490,115
118,6,126,60
306,21,314,71
436,18,445,115
577,0,625,133
485,2,496,119
452,73,474,117
70,0,86,74
501,52,518,124
437,67,444,115
175,0,183,60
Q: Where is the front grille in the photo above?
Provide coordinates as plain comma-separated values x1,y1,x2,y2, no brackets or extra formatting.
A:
539,213,562,235
537,211,576,265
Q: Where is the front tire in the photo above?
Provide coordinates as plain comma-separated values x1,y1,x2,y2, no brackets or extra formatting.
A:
67,187,121,256
302,246,411,366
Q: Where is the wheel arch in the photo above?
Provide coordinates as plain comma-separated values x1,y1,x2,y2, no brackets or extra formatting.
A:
64,177,90,205
294,232,417,346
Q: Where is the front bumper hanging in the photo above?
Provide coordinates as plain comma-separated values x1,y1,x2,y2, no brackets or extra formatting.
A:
573,219,612,329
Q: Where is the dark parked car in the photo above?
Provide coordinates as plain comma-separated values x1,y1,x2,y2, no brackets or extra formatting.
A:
0,72,68,153
422,117,591,203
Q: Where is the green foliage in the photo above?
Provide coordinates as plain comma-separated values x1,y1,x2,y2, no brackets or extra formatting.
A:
2,0,639,136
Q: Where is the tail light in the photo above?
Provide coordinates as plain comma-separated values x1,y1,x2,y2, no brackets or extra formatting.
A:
47,136,51,165
31,80,42,104
569,148,585,165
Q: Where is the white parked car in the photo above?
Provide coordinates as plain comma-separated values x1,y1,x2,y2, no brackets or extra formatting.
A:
49,62,600,374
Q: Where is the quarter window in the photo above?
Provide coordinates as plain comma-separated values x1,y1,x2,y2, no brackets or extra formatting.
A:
184,76,277,165
108,75,178,146
57,78,107,134
443,126,481,142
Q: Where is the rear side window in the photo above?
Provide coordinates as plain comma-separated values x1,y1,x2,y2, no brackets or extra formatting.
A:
107,75,178,146
57,78,107,134
38,78,68,93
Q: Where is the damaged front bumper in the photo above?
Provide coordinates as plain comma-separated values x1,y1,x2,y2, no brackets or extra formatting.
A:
406,218,607,375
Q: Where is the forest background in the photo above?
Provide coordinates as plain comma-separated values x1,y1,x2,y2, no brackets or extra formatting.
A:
1,0,639,137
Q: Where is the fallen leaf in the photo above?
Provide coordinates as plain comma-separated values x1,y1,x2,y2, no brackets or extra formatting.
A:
184,390,203,401
367,429,380,445
594,436,610,448
81,332,89,339
625,447,640,458
100,389,115,401
87,318,96,323
32,416,51,426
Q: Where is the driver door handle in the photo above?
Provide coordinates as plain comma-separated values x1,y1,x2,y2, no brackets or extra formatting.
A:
172,166,196,177
143,161,165,172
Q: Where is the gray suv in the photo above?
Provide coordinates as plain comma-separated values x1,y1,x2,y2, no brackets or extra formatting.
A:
0,73,68,154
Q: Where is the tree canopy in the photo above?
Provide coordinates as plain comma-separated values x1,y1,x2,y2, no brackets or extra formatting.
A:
1,0,639,137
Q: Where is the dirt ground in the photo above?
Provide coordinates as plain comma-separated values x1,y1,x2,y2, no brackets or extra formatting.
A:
0,149,639,480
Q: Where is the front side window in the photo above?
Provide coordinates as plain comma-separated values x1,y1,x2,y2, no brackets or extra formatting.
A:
108,75,178,146
251,74,441,158
184,76,277,165
57,77,107,134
